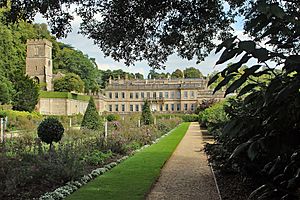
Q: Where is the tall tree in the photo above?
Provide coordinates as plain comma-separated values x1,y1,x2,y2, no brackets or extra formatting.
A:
171,69,184,78
54,73,85,93
183,67,203,78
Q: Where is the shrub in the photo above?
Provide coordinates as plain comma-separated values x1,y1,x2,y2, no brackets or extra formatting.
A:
181,114,199,122
81,97,102,130
141,99,154,125
195,98,218,114
199,101,229,137
37,117,64,149
106,114,120,122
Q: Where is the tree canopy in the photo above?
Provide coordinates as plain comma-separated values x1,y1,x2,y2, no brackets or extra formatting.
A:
53,73,85,93
0,0,233,68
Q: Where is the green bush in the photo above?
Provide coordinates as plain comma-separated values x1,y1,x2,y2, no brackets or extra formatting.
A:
199,101,229,137
106,114,120,122
37,117,64,149
81,97,102,130
82,150,112,165
181,114,199,122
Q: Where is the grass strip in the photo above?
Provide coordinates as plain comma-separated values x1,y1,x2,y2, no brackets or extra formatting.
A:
40,91,90,101
67,122,190,200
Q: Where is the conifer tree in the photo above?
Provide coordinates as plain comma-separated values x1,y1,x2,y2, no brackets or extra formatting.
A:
141,99,154,125
81,96,102,130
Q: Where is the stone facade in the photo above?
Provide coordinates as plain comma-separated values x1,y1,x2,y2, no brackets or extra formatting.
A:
26,39,53,91
93,78,224,114
38,98,88,116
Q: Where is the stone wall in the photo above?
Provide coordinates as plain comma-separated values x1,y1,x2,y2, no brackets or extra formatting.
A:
38,98,88,116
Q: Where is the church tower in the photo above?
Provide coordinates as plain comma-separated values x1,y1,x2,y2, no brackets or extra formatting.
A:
26,39,53,91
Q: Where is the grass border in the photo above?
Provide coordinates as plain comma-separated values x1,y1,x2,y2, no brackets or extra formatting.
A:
39,91,90,101
66,122,190,200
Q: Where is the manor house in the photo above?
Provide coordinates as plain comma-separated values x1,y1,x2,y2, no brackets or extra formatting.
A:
26,39,224,115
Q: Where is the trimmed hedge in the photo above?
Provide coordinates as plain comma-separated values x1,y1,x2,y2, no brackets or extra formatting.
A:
40,91,90,101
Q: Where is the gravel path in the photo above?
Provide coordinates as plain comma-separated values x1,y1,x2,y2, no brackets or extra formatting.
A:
147,122,220,200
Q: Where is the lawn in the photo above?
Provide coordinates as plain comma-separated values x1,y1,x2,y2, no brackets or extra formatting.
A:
67,122,190,200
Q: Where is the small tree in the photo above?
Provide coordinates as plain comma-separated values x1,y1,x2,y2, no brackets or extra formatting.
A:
37,117,64,150
81,97,102,130
141,99,154,125
12,75,39,112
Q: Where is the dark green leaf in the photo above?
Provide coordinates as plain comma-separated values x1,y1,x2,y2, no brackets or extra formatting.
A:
213,74,235,94
249,185,269,200
238,83,258,97
270,4,285,19
225,76,247,96
238,40,256,53
252,48,269,62
229,142,250,160
215,36,237,54
247,141,260,161
216,48,242,65
207,72,220,86
244,65,261,76
227,62,242,74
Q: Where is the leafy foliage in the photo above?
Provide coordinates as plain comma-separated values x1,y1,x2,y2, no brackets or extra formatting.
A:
184,67,203,78
54,73,85,93
81,97,102,131
171,69,183,78
206,1,300,199
37,117,64,147
106,114,120,122
12,74,39,112
141,99,154,125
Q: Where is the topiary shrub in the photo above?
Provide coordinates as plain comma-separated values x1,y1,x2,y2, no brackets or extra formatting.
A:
141,99,154,125
81,97,102,130
37,117,64,150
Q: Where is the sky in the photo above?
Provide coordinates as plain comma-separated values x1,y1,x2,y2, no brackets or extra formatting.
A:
34,9,249,78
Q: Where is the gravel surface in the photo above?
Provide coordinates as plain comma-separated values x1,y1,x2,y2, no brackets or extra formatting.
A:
147,122,220,200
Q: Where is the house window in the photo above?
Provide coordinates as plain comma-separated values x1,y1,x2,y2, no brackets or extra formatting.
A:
141,92,144,99
136,92,139,99
191,104,195,111
115,104,119,112
177,91,181,99
109,92,112,99
122,104,125,112
115,92,119,99
171,104,175,111
160,104,163,111
159,92,163,98
177,104,181,111
184,104,188,111
130,105,133,112
153,92,157,98
190,91,195,98
109,105,112,112
147,92,151,98
130,92,133,99
165,92,169,99
171,92,175,99
122,92,125,99
184,91,188,99
135,104,139,111
165,104,169,111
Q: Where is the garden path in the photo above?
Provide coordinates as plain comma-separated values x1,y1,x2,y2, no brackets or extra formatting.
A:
147,122,221,200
